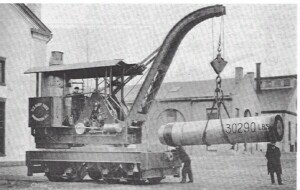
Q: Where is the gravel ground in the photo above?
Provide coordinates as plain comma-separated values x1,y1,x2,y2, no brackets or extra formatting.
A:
0,151,296,190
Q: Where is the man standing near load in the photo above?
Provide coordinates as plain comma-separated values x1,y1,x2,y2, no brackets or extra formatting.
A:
265,142,283,185
176,146,193,183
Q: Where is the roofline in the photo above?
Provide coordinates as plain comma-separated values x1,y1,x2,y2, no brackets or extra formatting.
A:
156,96,232,102
159,97,232,102
261,110,297,116
24,60,129,74
15,4,52,35
255,74,297,80
125,96,232,104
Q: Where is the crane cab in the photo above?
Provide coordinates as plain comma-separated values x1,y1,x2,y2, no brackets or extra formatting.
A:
25,52,144,149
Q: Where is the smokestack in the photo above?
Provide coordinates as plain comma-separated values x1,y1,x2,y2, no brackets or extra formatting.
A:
49,51,63,66
235,67,243,85
246,72,255,87
27,4,42,20
256,63,261,93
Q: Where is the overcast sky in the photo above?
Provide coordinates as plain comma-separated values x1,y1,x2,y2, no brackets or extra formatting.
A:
41,4,297,82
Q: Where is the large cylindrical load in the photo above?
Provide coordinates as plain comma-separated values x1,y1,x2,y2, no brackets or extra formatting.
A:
159,115,284,146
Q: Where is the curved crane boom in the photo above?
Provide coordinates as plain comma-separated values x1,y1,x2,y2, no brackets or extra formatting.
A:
126,5,226,123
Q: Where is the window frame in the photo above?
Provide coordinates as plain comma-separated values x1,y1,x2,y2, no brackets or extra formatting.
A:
206,108,218,120
166,109,177,119
264,80,272,88
0,57,6,86
288,121,291,141
244,109,252,117
274,79,282,87
157,109,186,124
0,98,5,156
283,79,291,87
235,108,240,117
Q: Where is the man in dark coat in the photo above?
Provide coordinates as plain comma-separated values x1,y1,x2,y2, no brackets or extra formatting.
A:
176,146,193,183
265,142,283,185
71,87,85,122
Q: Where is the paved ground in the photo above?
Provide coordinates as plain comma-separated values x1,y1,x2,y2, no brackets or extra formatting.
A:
0,151,296,190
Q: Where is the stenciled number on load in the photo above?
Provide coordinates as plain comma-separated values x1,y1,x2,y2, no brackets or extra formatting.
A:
225,122,270,134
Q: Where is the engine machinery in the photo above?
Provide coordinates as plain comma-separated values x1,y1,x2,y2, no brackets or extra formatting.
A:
25,5,283,184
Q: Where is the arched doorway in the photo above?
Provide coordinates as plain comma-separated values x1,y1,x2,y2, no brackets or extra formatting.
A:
154,109,186,151
156,109,186,128
244,109,252,117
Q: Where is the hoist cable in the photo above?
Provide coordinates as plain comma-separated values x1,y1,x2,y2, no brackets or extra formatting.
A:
202,75,233,146
217,17,222,53
202,100,217,146
221,102,231,119
222,16,225,58
218,105,232,145
212,18,214,59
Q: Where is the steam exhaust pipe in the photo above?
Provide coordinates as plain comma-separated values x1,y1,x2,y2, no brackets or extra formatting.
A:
158,115,284,146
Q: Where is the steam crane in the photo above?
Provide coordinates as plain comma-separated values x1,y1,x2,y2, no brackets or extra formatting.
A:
25,5,283,184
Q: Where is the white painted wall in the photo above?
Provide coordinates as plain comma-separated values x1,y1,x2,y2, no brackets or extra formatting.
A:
0,4,48,161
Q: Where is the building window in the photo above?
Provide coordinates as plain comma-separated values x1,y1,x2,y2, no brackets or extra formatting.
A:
206,108,218,119
284,79,291,87
235,108,240,117
167,109,177,120
274,79,281,87
157,109,186,125
0,100,5,156
288,122,291,141
244,109,252,117
0,57,5,85
264,80,272,88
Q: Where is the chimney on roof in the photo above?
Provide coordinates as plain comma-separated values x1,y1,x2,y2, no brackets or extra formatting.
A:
49,51,63,66
27,4,42,20
256,63,261,93
246,72,255,87
235,67,243,85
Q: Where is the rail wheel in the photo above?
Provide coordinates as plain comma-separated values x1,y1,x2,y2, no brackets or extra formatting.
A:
45,162,66,182
105,178,119,184
148,177,163,184
87,167,102,181
45,172,65,182
66,164,87,182
127,179,146,185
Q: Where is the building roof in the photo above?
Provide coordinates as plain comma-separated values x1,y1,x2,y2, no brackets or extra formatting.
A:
124,78,236,103
123,72,297,114
257,88,296,112
15,4,52,35
24,60,143,79
16,4,51,34
255,74,297,80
